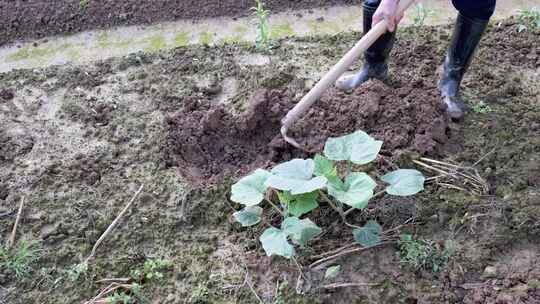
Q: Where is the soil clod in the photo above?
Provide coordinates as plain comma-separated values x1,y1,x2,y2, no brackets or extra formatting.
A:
167,80,450,182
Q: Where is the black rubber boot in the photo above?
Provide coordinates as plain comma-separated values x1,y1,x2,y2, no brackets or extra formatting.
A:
335,2,395,91
439,13,489,120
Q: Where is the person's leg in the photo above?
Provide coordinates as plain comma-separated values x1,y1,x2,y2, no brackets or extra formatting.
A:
440,0,496,119
335,0,396,91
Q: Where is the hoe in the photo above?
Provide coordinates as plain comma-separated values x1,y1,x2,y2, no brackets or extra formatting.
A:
280,0,415,150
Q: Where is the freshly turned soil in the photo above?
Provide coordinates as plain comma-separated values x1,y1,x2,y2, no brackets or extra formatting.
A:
0,0,361,46
166,79,450,182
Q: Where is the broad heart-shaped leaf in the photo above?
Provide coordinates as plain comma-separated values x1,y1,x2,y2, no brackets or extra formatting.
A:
327,172,376,209
260,227,295,259
277,191,319,217
233,206,263,227
353,220,382,247
265,159,327,195
323,131,383,165
324,265,342,280
281,217,322,246
381,169,425,196
314,154,337,178
231,169,271,206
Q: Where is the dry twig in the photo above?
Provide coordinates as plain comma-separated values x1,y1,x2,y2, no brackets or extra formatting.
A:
310,241,394,269
7,197,25,249
85,184,144,263
319,282,380,289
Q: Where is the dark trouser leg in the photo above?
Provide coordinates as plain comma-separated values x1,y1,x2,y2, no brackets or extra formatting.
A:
335,0,396,91
440,0,496,120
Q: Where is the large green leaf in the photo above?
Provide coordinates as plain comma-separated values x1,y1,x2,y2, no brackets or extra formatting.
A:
260,227,295,259
314,154,337,178
231,169,271,206
327,172,376,209
323,131,383,165
233,206,263,227
281,217,322,246
265,159,327,195
278,191,319,217
353,220,382,247
381,169,425,196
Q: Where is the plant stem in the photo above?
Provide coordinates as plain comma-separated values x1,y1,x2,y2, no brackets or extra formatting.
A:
319,191,342,215
319,191,361,229
264,192,285,217
343,190,385,216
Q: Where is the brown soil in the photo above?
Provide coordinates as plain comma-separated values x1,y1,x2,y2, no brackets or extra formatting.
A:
0,0,361,46
166,79,450,182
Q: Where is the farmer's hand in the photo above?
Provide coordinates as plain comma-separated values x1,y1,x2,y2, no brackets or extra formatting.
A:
372,0,404,32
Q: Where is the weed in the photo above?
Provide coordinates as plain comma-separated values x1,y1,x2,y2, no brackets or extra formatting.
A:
0,241,41,279
79,0,90,10
190,284,210,304
412,3,434,27
105,291,135,304
398,234,454,272
251,0,270,51
471,100,492,114
130,258,173,282
517,7,540,32
67,261,89,282
230,130,426,260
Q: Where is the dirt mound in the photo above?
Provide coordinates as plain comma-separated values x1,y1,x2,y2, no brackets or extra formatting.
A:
166,79,450,182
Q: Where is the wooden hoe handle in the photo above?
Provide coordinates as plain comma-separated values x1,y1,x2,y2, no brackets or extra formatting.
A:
281,0,416,149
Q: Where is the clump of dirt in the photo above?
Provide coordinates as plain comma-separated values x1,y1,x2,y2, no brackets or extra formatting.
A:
166,89,297,183
285,79,450,153
166,79,450,182
0,88,14,101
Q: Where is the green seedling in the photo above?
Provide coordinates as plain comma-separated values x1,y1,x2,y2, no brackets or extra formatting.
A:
412,3,434,27
130,258,173,282
517,7,540,32
79,0,90,9
0,241,41,279
67,261,89,282
230,130,426,259
252,0,270,51
471,100,492,114
399,234,454,272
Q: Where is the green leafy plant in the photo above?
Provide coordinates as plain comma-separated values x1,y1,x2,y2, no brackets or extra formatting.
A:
0,241,41,279
230,130,425,259
398,234,454,272
251,0,270,50
517,7,540,32
471,100,492,114
130,259,172,282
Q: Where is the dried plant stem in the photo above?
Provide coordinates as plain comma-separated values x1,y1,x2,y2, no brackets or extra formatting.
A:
7,196,25,249
85,184,144,263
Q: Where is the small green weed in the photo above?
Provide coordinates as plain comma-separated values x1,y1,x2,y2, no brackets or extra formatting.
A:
0,241,41,279
412,3,434,27
471,100,492,114
252,0,270,51
398,234,454,272
130,258,173,282
517,8,540,32
79,0,90,9
67,261,89,282
190,284,210,304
